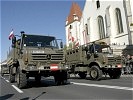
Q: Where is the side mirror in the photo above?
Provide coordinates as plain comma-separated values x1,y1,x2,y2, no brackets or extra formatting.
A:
60,41,63,48
12,36,16,48
17,40,21,45
94,53,98,58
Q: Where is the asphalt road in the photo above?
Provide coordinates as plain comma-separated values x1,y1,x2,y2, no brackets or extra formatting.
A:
0,74,133,100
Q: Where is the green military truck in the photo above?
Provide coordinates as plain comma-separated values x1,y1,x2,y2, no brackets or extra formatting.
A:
65,42,122,80
7,31,67,88
1,61,9,76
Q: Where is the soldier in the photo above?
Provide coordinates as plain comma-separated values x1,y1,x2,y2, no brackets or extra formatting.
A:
126,55,132,74
130,56,133,74
121,55,126,75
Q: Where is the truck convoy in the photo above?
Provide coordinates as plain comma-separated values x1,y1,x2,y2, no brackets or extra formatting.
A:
7,31,67,88
65,42,122,80
6,31,124,89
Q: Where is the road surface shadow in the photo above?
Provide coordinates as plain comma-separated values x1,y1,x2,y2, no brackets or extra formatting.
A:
20,92,46,100
0,94,14,100
69,75,112,81
26,78,70,89
32,92,46,100
20,97,30,100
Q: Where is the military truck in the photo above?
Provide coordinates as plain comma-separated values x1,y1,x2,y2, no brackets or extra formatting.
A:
7,31,67,88
65,42,122,80
1,61,9,76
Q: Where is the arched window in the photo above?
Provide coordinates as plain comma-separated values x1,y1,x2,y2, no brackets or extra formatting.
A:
85,24,88,35
98,16,105,39
115,8,123,34
105,6,111,37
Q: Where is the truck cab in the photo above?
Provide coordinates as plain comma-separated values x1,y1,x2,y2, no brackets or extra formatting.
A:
66,42,122,80
7,31,67,88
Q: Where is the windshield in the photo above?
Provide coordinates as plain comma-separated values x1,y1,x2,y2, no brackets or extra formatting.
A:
23,34,58,48
94,44,112,54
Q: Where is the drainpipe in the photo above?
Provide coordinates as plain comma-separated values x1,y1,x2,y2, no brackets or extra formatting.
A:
123,0,132,45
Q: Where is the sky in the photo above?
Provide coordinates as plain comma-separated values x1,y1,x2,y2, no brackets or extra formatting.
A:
0,0,85,61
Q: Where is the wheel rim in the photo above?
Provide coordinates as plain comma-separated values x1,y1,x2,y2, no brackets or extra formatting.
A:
91,69,98,79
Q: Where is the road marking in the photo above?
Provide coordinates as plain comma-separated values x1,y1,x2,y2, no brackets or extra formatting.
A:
12,85,23,93
5,80,9,83
72,82,133,91
121,75,133,77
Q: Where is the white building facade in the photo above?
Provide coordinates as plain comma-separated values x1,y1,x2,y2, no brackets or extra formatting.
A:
65,0,133,49
65,2,82,48
80,0,132,45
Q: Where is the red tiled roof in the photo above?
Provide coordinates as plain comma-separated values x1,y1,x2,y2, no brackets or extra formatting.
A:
67,2,82,25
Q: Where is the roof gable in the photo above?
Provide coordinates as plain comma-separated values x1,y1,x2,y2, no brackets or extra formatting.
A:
66,2,82,25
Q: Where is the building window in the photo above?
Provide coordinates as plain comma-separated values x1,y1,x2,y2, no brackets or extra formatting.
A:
85,24,88,35
105,7,111,37
115,8,123,34
96,0,100,9
69,25,72,29
98,16,105,39
87,18,91,34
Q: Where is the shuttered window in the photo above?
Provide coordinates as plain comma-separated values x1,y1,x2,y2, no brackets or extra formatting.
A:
98,16,105,39
96,0,100,9
105,7,111,37
115,8,123,34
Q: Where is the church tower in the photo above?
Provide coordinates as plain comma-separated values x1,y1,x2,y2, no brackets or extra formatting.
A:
65,2,82,48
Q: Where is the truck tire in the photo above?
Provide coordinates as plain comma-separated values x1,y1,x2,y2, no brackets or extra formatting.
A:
1,68,4,76
1,73,4,77
1,69,4,76
54,71,67,85
108,69,121,79
78,72,87,79
16,68,27,89
35,75,41,82
67,72,70,79
61,71,68,85
90,65,102,80
9,68,15,83
54,74,61,85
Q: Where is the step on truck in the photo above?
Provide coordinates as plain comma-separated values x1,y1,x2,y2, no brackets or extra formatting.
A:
7,31,68,88
65,42,122,80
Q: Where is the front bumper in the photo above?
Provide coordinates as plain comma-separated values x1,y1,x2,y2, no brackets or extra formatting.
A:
24,64,67,72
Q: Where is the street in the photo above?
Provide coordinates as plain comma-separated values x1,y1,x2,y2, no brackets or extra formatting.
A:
0,74,133,100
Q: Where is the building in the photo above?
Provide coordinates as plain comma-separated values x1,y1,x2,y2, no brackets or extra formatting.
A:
125,0,133,44
80,0,132,45
65,2,82,48
65,0,133,55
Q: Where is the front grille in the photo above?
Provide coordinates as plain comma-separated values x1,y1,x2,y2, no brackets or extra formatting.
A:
108,57,122,64
31,53,63,61
32,54,47,60
50,54,63,60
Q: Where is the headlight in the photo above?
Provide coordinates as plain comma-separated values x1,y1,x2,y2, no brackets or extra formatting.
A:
27,65,36,70
64,65,69,69
117,64,122,68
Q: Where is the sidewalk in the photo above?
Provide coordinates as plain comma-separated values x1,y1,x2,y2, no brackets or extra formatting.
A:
69,74,133,78
121,74,133,77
